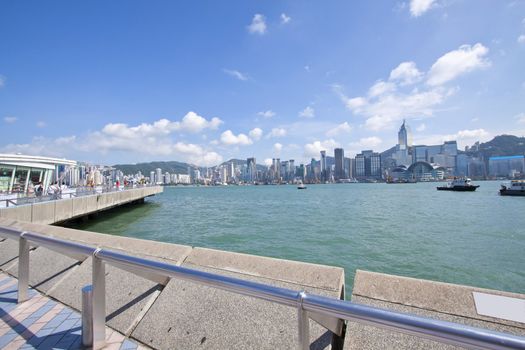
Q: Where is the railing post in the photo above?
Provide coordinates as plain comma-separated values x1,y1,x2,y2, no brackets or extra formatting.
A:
82,285,93,347
18,233,30,303
297,291,310,350
92,250,106,349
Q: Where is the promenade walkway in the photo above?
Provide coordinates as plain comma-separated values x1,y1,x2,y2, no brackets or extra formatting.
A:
0,272,148,350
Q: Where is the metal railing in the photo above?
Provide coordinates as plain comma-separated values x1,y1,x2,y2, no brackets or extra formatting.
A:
0,225,524,350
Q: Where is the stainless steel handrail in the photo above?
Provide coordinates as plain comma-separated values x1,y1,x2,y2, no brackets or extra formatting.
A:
0,225,524,350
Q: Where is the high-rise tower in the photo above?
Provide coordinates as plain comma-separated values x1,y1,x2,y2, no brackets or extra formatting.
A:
398,119,413,150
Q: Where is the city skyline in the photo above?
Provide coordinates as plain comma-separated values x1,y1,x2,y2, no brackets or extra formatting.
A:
1,1,525,166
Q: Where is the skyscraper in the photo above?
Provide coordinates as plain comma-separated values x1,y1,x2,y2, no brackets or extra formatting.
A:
356,150,382,180
334,148,345,180
155,168,162,184
320,150,327,182
398,119,412,150
246,157,257,183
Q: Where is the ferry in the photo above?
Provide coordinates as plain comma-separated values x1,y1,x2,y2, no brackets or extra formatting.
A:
297,181,307,190
436,178,479,192
499,180,525,196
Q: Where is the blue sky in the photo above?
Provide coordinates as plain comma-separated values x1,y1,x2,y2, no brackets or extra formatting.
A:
1,0,525,166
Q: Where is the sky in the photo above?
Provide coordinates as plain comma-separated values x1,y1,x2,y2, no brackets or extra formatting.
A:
1,0,525,166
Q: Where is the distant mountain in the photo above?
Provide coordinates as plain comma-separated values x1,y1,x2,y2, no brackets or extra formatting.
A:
113,161,192,175
113,158,267,175
467,135,525,158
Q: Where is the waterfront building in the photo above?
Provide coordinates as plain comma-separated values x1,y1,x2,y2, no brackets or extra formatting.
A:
149,171,155,184
334,148,345,180
355,150,382,180
0,154,77,194
392,120,413,167
344,157,355,179
489,155,525,177
320,151,327,182
178,174,191,184
456,154,469,177
272,158,281,182
155,168,162,185
164,172,171,184
246,157,257,183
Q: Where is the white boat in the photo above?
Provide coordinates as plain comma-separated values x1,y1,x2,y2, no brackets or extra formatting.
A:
437,178,479,192
500,180,525,196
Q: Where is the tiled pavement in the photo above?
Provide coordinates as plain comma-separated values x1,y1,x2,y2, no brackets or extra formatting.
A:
0,272,148,350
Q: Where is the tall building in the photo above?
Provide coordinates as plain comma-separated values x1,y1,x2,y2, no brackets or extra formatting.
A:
246,157,257,182
393,120,413,166
334,148,345,180
272,158,281,181
489,156,525,177
149,171,155,184
398,119,412,150
355,150,381,180
344,157,355,179
155,168,162,184
320,151,327,182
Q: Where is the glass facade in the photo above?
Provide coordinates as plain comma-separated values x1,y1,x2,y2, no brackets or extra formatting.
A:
0,165,54,194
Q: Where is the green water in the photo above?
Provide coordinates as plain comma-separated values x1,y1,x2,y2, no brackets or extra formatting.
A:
64,181,525,294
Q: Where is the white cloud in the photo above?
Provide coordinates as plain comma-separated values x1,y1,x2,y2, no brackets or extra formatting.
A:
36,121,46,128
304,139,340,157
515,113,525,124
1,136,78,158
337,85,451,131
249,127,263,141
299,106,315,118
0,76,5,88
368,80,396,97
409,0,436,17
2,115,226,166
281,13,291,24
175,111,223,132
350,136,383,149
257,110,275,119
247,14,267,35
416,123,426,132
518,35,525,44
223,69,249,81
3,116,17,124
326,122,352,137
335,44,489,131
266,127,287,138
102,112,221,137
273,143,283,153
389,61,423,85
264,158,273,166
220,130,253,146
172,142,223,166
427,43,490,86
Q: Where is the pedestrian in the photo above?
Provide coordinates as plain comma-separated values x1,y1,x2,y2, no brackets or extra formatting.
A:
34,182,43,197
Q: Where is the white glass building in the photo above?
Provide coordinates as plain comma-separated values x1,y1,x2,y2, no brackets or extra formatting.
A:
0,154,77,195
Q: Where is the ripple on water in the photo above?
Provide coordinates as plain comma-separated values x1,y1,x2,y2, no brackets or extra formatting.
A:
63,182,525,294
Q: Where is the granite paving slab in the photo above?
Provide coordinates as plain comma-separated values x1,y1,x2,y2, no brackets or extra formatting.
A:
131,263,342,350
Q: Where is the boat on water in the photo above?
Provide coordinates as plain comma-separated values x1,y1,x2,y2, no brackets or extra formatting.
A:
437,178,479,192
500,180,525,196
297,181,307,189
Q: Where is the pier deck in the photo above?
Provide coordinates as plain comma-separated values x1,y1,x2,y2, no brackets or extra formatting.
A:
0,186,163,225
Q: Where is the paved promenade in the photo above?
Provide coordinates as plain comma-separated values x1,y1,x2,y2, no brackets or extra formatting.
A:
0,272,148,350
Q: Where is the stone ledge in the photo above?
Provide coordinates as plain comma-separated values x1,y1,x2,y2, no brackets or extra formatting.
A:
352,270,525,330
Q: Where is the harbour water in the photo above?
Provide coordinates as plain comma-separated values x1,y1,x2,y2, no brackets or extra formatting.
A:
65,181,525,294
